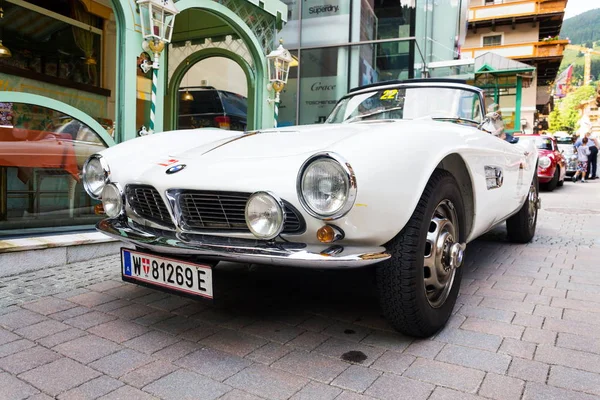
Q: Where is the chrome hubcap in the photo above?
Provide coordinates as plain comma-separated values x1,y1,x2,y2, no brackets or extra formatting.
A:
527,183,538,228
423,200,464,308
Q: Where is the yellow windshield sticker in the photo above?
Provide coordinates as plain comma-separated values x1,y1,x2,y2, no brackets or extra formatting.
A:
380,89,398,100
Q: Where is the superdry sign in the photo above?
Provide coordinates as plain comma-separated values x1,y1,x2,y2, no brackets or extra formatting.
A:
308,4,340,15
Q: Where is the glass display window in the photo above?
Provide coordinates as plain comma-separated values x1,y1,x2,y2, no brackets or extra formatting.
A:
0,102,108,236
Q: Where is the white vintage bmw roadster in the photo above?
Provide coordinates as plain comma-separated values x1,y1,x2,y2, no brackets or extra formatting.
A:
83,79,539,337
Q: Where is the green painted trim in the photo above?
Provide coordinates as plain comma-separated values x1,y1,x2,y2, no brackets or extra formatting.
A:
515,76,522,134
0,92,117,147
166,48,256,130
476,65,535,75
172,0,271,129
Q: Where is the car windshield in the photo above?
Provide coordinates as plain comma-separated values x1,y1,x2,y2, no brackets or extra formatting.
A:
555,136,573,145
519,136,554,150
326,86,483,124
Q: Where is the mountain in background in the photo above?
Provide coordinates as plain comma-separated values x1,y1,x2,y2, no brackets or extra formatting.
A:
558,8,600,80
560,8,600,45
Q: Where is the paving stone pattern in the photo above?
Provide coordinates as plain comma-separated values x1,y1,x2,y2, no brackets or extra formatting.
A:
1,181,600,399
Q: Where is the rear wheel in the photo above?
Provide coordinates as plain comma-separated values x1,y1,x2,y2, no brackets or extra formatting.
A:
506,173,539,243
376,170,465,338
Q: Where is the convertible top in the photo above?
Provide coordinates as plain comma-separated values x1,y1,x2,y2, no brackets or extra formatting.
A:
349,78,469,94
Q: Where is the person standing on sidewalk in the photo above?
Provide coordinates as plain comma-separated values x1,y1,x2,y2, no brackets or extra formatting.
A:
573,137,591,183
574,115,598,179
585,132,598,179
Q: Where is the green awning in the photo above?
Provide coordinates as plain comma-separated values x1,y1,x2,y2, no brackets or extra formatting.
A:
475,52,535,76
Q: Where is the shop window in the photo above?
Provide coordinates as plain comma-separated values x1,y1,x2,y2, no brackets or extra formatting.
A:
483,35,502,47
300,0,351,47
298,47,348,125
0,102,107,236
370,0,415,41
0,1,104,89
278,0,300,49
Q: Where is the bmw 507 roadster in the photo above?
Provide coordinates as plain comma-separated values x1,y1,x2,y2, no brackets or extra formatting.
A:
83,79,539,337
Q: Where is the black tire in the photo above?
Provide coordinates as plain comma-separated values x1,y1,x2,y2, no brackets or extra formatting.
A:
506,173,538,243
376,170,465,338
543,167,559,191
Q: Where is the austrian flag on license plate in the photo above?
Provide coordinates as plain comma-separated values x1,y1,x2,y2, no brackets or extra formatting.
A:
121,248,213,299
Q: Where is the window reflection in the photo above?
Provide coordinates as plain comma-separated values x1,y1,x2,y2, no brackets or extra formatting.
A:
0,103,107,236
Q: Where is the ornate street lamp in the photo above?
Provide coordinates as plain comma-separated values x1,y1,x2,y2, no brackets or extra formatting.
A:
266,40,292,128
137,0,179,134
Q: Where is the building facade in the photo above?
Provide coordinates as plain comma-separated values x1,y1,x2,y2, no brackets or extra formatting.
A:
0,0,286,238
0,0,466,239
462,0,568,133
275,0,469,126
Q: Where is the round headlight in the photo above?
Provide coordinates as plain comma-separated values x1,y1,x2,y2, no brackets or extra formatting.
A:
539,156,552,169
245,192,284,239
298,153,356,219
101,183,123,218
82,155,109,199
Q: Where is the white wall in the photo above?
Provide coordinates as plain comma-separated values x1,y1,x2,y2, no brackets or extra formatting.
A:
464,24,540,49
182,57,247,97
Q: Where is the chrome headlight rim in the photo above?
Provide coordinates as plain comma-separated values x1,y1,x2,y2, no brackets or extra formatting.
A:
538,156,552,169
101,182,124,218
245,191,285,240
82,154,110,199
297,152,357,220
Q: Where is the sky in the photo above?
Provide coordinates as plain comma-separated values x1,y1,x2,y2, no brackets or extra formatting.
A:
564,0,599,19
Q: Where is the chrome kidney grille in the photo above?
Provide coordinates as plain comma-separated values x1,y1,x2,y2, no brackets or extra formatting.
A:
125,186,304,234
126,185,174,227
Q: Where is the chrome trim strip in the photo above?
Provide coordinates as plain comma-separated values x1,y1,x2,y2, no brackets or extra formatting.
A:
297,152,358,221
484,166,503,190
82,154,110,200
97,218,390,269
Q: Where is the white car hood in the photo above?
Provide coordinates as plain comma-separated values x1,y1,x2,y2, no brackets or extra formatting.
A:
174,122,384,161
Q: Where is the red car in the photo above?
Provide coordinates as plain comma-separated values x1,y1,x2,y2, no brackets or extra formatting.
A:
516,134,566,191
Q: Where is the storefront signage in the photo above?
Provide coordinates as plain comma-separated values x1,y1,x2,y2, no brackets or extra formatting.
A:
307,4,340,15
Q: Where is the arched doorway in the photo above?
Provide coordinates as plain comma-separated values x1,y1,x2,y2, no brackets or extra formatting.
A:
167,46,256,131
165,1,275,131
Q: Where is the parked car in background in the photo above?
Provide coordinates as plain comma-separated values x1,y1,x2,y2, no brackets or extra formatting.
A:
83,79,539,338
516,134,566,191
178,86,247,131
554,133,577,177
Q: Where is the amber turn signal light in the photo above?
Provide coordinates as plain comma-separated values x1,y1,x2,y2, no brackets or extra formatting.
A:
317,225,335,243
317,225,344,243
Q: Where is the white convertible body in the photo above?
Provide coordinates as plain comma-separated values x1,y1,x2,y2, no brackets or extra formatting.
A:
94,83,537,268
87,80,540,337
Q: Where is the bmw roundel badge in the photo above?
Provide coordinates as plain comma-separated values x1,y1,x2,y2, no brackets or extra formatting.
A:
166,164,186,174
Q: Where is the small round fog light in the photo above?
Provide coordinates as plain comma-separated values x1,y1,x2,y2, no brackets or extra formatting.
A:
101,183,123,218
245,192,284,240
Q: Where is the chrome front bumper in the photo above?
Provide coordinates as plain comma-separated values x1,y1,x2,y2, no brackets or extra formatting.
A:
97,219,391,269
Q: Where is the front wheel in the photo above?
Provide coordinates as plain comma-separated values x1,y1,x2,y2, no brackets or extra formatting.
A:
376,170,466,338
543,167,559,191
506,173,539,243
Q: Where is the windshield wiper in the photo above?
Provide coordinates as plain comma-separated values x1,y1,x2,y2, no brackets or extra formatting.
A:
431,116,479,125
344,106,404,123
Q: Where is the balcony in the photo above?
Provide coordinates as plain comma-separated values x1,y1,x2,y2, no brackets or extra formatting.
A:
461,39,569,60
468,0,567,23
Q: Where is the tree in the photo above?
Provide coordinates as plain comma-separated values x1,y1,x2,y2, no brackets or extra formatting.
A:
549,85,595,132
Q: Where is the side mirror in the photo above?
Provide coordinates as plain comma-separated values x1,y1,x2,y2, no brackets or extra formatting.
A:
478,116,491,132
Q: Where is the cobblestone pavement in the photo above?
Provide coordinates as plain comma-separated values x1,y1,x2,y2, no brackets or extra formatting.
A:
1,181,600,400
